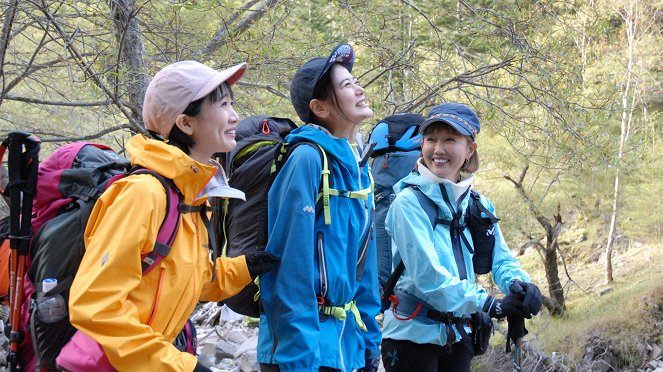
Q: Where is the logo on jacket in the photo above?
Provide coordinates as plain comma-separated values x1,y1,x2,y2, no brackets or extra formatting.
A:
302,205,315,214
486,226,495,236
103,150,120,160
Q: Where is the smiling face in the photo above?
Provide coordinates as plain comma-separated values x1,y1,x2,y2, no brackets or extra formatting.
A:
185,86,239,163
421,123,477,181
328,64,373,124
310,64,373,138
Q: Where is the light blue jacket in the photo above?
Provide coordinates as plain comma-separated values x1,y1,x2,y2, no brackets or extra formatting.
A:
382,171,530,346
257,125,381,372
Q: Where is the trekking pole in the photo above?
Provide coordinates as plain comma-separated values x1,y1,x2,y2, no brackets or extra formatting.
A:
0,131,41,371
506,316,527,372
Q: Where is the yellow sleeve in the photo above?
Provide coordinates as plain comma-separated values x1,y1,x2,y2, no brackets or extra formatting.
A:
199,255,252,302
69,176,197,372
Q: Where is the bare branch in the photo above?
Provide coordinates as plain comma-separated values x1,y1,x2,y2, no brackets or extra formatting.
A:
403,58,514,112
556,245,589,295
236,80,289,100
0,0,20,106
198,0,279,59
3,95,111,107
504,164,554,233
37,123,132,142
37,0,146,134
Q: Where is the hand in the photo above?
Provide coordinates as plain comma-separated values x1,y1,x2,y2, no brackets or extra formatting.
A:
357,357,380,372
510,280,543,316
245,251,280,279
484,294,528,319
193,361,212,372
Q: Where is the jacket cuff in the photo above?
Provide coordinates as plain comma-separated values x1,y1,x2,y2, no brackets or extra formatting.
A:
365,348,381,359
482,295,496,313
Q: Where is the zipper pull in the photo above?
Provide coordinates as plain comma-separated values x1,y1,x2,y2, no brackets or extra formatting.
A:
382,153,389,169
261,118,271,135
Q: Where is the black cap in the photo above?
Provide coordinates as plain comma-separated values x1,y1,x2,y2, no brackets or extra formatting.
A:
290,43,355,124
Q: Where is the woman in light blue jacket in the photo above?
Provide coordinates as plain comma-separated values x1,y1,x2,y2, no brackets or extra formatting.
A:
257,43,381,372
381,103,542,372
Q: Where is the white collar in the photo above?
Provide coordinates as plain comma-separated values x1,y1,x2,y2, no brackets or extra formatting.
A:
416,158,474,203
196,160,245,201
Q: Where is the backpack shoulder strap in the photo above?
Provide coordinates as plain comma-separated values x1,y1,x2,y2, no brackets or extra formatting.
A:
468,190,499,224
410,185,438,228
380,185,438,309
278,142,335,224
129,168,183,275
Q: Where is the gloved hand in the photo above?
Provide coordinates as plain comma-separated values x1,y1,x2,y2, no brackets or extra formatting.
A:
357,357,381,372
245,251,280,279
483,294,528,319
510,280,543,316
193,361,212,372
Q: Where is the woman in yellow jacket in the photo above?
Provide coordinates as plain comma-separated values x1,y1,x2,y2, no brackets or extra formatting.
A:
68,61,279,371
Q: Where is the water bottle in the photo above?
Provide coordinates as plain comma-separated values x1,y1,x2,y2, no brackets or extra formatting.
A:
36,278,67,323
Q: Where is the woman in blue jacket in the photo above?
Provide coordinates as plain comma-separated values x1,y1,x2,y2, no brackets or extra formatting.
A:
257,43,381,372
381,103,542,372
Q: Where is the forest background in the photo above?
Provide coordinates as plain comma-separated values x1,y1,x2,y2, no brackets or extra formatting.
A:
0,0,662,370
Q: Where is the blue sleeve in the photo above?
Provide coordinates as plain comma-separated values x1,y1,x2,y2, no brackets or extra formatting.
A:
261,145,322,371
482,196,531,293
354,204,382,359
386,189,489,316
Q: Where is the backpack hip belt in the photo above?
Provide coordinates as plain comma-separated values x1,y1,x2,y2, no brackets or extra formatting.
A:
318,299,367,332
389,290,469,346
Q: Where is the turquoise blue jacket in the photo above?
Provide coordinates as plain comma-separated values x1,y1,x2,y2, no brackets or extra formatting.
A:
257,125,381,372
382,171,530,346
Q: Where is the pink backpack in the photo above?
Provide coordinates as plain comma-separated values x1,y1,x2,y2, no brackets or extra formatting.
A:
5,141,195,371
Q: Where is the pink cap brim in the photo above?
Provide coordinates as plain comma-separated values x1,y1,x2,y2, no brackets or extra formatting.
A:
192,62,247,101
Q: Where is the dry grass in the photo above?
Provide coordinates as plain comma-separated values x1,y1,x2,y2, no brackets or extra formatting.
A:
514,237,663,369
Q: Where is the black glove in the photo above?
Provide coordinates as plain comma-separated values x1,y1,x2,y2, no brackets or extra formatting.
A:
357,357,381,372
510,280,543,316
193,361,212,372
245,251,280,279
483,294,528,319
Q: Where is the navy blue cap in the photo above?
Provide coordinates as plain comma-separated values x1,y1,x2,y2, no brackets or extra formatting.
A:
419,103,480,140
290,43,355,124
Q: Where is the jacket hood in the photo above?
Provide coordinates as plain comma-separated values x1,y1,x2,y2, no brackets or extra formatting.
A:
285,125,359,166
126,134,217,203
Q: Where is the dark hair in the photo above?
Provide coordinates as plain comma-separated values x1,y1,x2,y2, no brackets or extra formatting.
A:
310,65,349,125
167,82,234,154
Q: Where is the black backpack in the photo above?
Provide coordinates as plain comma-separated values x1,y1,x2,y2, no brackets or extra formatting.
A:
217,116,373,318
216,115,299,317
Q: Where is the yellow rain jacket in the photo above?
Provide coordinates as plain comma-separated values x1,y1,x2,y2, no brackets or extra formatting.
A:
69,134,252,371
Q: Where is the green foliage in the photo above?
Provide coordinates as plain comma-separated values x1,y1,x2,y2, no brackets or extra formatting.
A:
1,0,658,245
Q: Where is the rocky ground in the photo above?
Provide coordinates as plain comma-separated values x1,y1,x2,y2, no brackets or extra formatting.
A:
1,302,662,371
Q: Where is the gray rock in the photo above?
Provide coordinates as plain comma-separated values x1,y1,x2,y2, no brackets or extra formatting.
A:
215,339,241,359
652,344,662,360
238,350,259,372
226,328,249,345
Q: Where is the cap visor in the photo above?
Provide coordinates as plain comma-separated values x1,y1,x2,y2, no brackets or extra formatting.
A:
193,62,247,101
420,118,473,137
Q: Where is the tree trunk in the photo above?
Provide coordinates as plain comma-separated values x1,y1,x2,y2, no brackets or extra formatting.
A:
543,211,564,316
504,166,566,316
605,0,638,284
110,0,148,126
